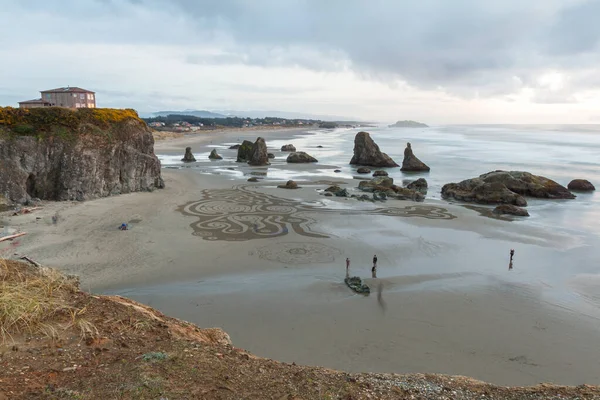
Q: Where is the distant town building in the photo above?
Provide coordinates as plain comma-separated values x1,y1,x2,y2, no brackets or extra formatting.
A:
19,87,96,109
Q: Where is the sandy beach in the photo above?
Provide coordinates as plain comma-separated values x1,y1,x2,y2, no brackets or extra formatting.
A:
3,126,600,387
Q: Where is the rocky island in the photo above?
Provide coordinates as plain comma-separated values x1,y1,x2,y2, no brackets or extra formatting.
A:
389,120,428,128
0,107,163,203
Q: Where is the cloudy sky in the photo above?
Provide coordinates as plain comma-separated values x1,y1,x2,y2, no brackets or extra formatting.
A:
2,0,600,123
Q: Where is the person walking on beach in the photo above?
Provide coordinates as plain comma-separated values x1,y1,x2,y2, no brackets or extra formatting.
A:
346,257,350,276
509,249,515,270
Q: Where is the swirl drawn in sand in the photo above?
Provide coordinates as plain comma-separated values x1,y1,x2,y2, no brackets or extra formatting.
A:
178,185,456,241
257,242,342,264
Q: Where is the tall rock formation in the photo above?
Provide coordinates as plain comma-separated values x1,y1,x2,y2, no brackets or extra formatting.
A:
248,137,270,166
401,143,430,172
349,131,398,167
236,140,255,162
0,107,163,203
181,147,196,162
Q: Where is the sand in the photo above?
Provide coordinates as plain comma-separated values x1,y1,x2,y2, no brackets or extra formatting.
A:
2,127,600,387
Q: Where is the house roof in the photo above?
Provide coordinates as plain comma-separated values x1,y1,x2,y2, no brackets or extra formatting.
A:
41,87,95,94
18,98,50,104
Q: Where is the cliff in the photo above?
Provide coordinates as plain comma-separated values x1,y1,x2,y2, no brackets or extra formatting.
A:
0,107,164,203
1,260,598,399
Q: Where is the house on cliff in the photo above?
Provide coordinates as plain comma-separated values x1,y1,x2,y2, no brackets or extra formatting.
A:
18,86,96,109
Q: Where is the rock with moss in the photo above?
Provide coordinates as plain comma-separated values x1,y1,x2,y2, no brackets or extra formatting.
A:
0,107,163,203
406,178,428,193
281,144,296,152
236,140,255,162
358,176,394,192
344,276,370,295
286,152,318,163
248,137,270,166
182,147,196,162
568,179,595,192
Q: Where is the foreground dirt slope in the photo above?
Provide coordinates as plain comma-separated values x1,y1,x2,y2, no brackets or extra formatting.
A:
1,261,599,400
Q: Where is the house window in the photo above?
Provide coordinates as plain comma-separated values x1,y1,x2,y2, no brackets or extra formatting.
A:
75,103,81,108
73,93,77,97
79,93,85,99
87,93,94,100
89,103,95,108
45,94,51,99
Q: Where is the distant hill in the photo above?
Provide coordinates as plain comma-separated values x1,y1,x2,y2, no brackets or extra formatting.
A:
153,110,227,118
389,120,428,128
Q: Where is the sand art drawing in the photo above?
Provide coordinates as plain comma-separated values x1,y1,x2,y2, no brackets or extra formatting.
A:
257,242,342,264
178,185,456,241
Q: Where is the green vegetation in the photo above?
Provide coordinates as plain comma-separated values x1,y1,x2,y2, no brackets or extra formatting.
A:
0,107,142,139
318,121,338,129
143,114,319,128
142,352,168,362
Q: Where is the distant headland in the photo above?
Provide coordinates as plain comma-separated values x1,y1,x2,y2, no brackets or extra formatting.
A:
388,120,428,128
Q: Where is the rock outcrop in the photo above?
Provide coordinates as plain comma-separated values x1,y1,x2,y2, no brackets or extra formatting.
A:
373,170,388,177
277,180,299,189
286,152,318,163
349,131,399,167
358,176,394,192
441,171,575,205
236,140,254,162
281,144,296,152
229,144,240,150
389,187,425,202
248,137,270,166
208,149,222,160
181,147,196,162
493,204,530,217
267,153,275,159
0,107,164,203
357,167,371,174
568,179,595,191
407,178,428,193
389,120,428,128
247,177,259,182
401,143,430,172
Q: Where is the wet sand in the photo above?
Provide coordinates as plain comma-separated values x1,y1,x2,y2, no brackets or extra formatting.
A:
4,127,600,387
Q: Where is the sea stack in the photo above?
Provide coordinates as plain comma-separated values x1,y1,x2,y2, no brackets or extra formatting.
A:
236,140,255,162
208,149,223,160
400,143,430,172
248,137,270,166
349,131,398,167
181,147,196,162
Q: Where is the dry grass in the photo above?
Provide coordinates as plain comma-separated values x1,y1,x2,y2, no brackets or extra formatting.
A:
0,259,85,342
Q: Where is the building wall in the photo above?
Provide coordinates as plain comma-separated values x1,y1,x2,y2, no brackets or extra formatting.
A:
40,91,96,109
19,102,46,109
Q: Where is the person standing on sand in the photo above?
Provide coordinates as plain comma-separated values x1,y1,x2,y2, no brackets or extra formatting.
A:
373,255,378,269
346,258,350,276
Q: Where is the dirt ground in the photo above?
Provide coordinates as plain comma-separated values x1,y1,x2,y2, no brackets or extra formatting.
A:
1,260,599,400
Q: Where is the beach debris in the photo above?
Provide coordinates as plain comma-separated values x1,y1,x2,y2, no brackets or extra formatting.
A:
286,151,318,163
406,177,428,193
208,149,223,160
20,255,41,268
281,144,296,152
372,170,388,177
248,137,270,166
442,171,575,206
119,223,128,231
277,180,299,189
344,276,370,295
349,131,398,167
0,232,26,242
493,204,529,217
181,147,196,162
401,142,430,172
568,179,595,192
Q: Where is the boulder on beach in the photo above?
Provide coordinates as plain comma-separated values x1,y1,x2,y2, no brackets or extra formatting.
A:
286,152,318,163
357,167,371,174
373,170,388,177
229,144,241,150
442,171,575,205
493,204,530,217
277,180,299,189
406,178,428,193
267,153,275,159
208,149,223,160
247,177,259,182
236,140,254,162
248,137,270,166
181,147,196,162
281,144,296,152
358,176,394,192
334,169,342,173
401,143,430,172
568,179,595,191
325,185,343,193
388,187,425,202
349,131,399,167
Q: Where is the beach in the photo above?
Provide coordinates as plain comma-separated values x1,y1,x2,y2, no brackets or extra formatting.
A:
3,125,600,387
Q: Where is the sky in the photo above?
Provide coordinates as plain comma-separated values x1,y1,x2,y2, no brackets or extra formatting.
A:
2,0,600,123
